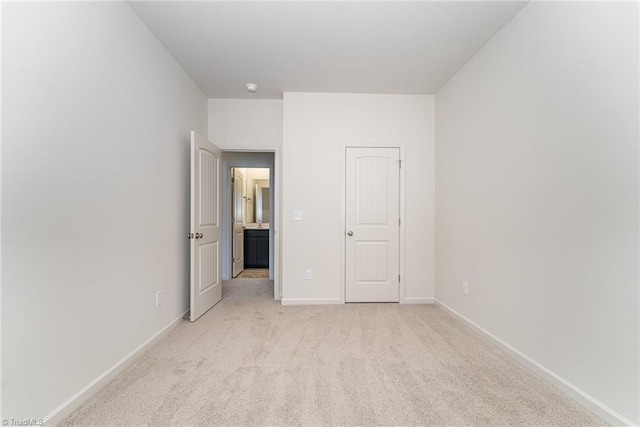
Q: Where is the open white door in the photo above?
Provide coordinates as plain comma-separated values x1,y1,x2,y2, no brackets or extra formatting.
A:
345,147,400,302
190,131,222,321
232,169,245,277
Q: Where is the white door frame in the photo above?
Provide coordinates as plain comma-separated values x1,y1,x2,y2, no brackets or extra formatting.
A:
219,147,281,301
340,144,406,304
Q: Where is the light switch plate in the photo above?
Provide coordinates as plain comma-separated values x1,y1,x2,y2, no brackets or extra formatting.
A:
293,210,304,221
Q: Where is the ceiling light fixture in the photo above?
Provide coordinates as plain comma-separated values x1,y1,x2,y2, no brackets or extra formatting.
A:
245,83,258,93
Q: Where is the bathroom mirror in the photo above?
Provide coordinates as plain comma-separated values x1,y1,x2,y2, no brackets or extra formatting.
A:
255,184,270,223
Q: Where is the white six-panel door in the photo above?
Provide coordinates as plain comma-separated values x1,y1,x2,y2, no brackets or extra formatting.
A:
232,168,245,277
345,147,400,302
190,131,222,321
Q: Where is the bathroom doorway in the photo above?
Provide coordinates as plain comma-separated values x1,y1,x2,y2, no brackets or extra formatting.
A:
231,167,271,279
220,151,278,298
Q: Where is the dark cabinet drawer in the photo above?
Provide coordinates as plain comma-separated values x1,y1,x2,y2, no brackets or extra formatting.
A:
244,229,269,268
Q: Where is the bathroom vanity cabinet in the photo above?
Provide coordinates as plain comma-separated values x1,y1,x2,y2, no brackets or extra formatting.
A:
244,229,269,268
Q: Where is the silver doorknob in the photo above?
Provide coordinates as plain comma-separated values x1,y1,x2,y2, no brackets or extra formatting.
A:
347,231,353,236
195,233,203,239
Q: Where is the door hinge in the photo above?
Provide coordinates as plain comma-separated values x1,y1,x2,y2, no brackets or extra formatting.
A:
398,160,402,169
398,274,401,283
232,257,235,262
399,217,401,226
231,177,235,183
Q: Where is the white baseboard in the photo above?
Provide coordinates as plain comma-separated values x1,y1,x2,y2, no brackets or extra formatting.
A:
281,297,435,305
433,299,635,427
402,297,434,304
281,298,343,305
43,309,189,425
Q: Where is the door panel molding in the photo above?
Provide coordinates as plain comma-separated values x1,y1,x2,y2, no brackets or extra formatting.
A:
190,131,222,321
343,145,405,303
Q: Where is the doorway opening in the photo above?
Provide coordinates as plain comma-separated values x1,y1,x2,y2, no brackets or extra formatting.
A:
220,151,279,300
231,167,270,279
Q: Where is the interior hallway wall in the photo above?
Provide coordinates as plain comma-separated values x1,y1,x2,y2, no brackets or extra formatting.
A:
208,99,282,149
208,99,282,283
281,93,435,304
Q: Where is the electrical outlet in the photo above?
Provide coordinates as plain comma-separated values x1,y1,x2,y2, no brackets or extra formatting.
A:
155,290,163,307
305,270,312,280
462,281,469,296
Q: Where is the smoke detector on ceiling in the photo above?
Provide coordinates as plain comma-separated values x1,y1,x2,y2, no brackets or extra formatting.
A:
245,83,258,93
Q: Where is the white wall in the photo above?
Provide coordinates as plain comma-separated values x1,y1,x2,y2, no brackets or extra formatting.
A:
2,2,207,419
245,168,270,181
435,2,638,424
282,93,434,303
208,99,282,149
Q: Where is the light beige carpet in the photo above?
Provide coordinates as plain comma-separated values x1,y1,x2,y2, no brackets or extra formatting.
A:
237,269,269,279
60,280,605,426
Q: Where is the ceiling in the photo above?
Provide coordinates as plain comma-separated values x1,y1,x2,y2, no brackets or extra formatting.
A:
129,1,528,99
